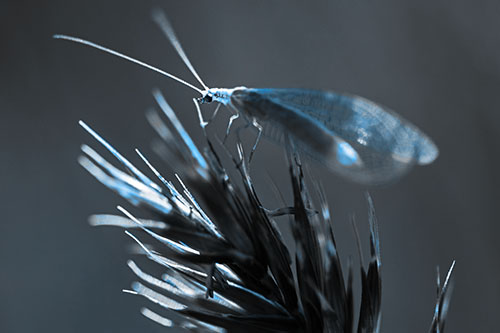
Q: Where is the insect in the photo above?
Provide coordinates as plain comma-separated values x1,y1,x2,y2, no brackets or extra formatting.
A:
54,10,438,185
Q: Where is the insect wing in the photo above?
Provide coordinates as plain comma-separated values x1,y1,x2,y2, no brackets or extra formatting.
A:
244,89,438,184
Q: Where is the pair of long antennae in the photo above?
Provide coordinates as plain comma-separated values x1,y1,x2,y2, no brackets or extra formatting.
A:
53,9,208,95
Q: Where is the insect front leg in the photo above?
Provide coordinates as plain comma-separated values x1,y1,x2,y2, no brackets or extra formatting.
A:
209,103,222,123
192,99,221,135
193,99,208,134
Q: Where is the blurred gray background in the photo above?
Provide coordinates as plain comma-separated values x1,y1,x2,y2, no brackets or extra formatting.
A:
1,0,499,332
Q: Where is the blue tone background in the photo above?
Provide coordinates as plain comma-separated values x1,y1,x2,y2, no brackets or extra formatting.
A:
1,0,499,332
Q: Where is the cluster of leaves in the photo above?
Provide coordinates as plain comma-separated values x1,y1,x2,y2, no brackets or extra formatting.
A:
79,90,454,332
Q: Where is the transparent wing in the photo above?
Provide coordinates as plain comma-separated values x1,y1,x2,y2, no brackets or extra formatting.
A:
235,88,438,184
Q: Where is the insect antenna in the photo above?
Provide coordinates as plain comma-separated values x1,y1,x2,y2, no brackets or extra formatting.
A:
151,9,209,91
52,34,204,94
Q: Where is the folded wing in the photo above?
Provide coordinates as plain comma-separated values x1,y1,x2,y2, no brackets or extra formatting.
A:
231,88,438,185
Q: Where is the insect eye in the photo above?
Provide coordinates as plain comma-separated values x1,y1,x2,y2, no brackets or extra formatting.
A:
197,95,213,104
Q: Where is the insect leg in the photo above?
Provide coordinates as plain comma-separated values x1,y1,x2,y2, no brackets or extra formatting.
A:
249,118,263,163
261,206,319,217
209,103,222,123
192,100,221,136
193,99,208,130
223,106,240,143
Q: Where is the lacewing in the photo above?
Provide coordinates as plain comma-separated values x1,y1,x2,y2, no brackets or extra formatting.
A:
54,10,438,185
